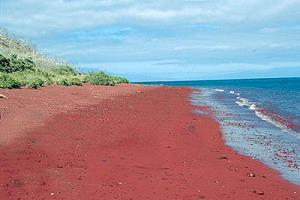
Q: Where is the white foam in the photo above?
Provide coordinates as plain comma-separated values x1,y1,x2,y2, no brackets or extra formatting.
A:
215,89,224,92
248,103,300,140
230,90,241,96
249,103,256,110
254,109,290,133
235,97,252,108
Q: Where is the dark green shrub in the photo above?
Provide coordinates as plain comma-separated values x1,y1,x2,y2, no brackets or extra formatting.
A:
0,73,21,88
0,54,35,73
54,65,76,75
88,71,113,86
0,54,11,73
68,77,83,86
9,54,36,72
56,78,70,86
25,78,44,88
112,76,130,84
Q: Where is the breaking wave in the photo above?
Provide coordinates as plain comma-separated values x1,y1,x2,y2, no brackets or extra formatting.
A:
234,93,300,139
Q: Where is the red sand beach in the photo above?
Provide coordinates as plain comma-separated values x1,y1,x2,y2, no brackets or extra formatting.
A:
0,84,299,199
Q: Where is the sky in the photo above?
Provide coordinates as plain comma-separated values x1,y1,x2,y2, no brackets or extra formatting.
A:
0,0,300,81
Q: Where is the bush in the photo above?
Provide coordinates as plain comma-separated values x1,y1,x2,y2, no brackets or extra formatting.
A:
68,77,83,86
112,76,130,84
25,77,44,88
88,71,114,86
0,54,10,73
0,54,36,73
54,65,76,75
0,73,21,88
56,78,70,86
0,54,129,88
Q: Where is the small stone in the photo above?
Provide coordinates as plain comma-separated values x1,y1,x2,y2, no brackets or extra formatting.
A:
219,156,228,160
215,180,219,184
262,175,267,178
0,94,7,99
247,173,256,177
50,192,55,196
198,194,205,199
258,191,264,195
189,125,195,129
251,190,256,193
118,182,122,185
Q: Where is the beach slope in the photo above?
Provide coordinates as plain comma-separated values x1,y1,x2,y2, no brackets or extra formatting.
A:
0,84,299,199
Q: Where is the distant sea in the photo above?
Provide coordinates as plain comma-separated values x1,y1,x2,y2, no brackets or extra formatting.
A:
136,78,300,185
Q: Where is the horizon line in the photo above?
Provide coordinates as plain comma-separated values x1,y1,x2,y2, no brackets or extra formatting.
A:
132,76,300,83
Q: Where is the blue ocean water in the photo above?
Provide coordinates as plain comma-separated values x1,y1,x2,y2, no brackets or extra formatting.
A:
137,78,300,185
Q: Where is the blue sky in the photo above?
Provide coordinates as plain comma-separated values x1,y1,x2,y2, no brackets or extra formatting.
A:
0,0,300,81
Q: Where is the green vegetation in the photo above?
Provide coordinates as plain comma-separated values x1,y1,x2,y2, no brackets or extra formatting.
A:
88,71,129,86
0,53,129,89
0,30,129,89
0,73,21,89
0,54,35,73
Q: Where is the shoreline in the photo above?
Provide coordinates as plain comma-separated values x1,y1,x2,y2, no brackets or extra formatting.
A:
0,84,299,199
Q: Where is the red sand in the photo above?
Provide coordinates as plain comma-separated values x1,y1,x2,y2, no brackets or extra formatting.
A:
0,84,299,199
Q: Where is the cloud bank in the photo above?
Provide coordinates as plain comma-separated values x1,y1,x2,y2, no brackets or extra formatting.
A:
0,0,300,81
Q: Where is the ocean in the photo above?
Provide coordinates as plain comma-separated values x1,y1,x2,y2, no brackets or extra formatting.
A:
136,77,300,185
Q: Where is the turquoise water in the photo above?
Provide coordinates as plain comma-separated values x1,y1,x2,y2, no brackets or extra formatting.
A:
136,78,300,185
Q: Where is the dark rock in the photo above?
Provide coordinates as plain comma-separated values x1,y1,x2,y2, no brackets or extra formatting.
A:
258,192,264,195
189,125,195,129
219,156,228,160
11,179,23,187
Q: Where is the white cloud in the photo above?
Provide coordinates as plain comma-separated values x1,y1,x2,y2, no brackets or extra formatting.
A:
1,0,300,80
174,45,235,51
1,0,300,36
